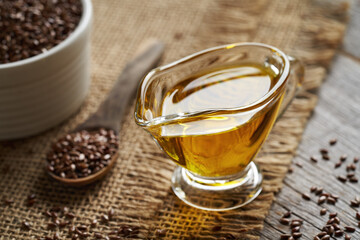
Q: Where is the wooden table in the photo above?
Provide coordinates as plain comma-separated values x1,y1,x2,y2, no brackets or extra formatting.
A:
260,2,360,239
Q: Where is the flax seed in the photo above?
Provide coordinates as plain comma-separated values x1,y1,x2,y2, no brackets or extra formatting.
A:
302,193,311,200
320,208,327,215
344,226,355,232
329,138,337,145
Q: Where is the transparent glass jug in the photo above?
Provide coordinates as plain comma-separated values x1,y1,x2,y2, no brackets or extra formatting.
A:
135,42,303,211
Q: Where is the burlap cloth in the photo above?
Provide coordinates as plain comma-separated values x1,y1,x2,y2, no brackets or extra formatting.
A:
0,0,349,239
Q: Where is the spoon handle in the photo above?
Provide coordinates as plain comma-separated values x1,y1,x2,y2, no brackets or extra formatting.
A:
74,39,164,132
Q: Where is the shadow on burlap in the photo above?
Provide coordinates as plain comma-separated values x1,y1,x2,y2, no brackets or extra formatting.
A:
0,0,349,239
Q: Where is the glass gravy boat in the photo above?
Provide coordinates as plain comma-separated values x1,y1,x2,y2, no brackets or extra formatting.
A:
135,42,303,211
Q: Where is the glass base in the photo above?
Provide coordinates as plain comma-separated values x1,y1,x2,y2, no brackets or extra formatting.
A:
171,162,263,211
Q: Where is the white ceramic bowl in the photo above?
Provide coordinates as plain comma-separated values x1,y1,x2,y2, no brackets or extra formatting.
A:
0,0,93,140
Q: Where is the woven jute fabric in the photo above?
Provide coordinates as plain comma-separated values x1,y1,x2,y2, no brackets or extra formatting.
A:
0,0,348,239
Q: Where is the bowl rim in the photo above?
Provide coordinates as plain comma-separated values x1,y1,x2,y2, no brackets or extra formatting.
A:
0,0,92,70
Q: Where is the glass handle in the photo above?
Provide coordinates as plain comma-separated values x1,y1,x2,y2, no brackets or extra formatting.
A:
277,55,304,118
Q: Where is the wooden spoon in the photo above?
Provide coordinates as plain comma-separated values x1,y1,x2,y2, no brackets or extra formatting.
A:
47,39,164,186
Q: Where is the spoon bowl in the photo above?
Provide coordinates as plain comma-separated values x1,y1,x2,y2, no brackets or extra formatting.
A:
47,152,118,187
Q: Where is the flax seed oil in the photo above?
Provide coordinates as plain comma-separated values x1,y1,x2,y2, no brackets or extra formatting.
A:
147,64,283,177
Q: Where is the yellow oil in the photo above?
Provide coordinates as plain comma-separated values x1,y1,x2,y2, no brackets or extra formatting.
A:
147,64,283,177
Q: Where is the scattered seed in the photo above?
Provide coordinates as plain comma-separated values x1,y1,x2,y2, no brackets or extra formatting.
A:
44,210,52,217
351,200,360,207
347,163,357,171
108,208,115,219
118,225,140,237
77,225,87,231
280,234,291,240
310,186,317,192
22,221,31,230
318,196,327,205
322,154,330,160
283,211,291,218
288,167,294,173
65,212,76,219
291,226,300,233
109,230,119,235
318,196,326,205
80,232,90,237
330,194,339,200
344,226,355,232
48,222,57,229
292,219,303,224
94,233,103,239
51,212,58,219
315,188,324,195
320,208,327,215
329,138,337,145
334,230,343,236
347,173,355,178
71,234,79,240
320,235,330,240
337,175,347,183
327,197,336,205
340,154,348,162
53,232,60,240
295,162,303,168
310,156,318,163
327,225,334,235
290,221,302,228
354,157,359,163
333,223,341,230
327,218,334,224
101,214,109,223
75,227,83,236
317,232,327,238
54,219,61,227
27,194,36,200
350,176,358,183
280,218,290,225
69,225,75,233
302,193,311,200
91,219,98,227
345,234,351,240
59,221,69,228
62,206,69,213
320,149,328,154
320,193,330,198
335,162,342,168
292,232,302,238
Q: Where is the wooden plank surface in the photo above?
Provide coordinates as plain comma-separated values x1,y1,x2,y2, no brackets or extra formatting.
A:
260,1,360,239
